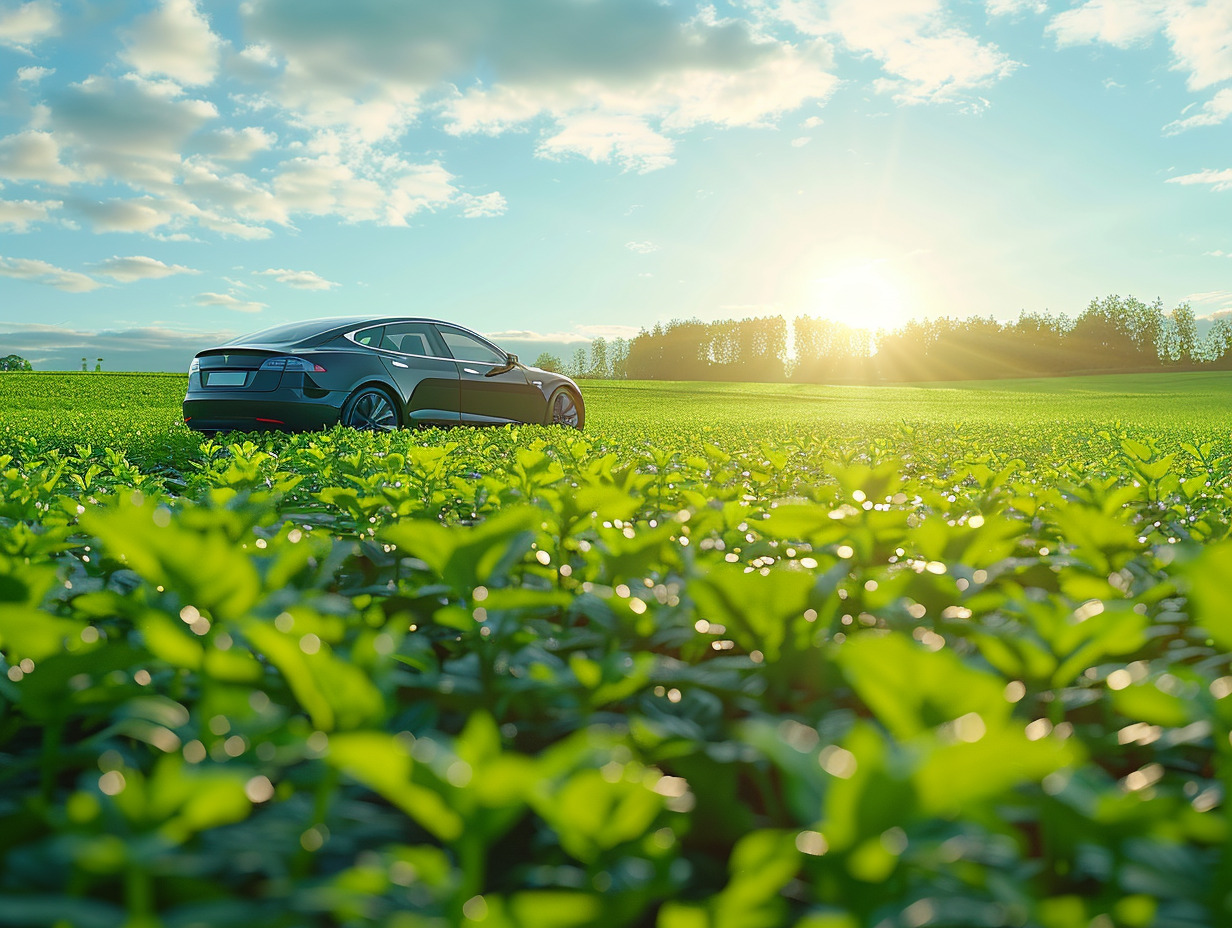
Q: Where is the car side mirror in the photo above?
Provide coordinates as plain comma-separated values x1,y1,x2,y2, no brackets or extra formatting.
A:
485,353,519,377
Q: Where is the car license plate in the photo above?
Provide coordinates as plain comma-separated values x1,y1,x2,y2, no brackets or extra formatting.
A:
207,371,247,387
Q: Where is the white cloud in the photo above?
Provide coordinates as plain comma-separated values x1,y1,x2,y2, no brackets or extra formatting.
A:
0,321,238,371
0,197,59,230
1048,1,1232,92
0,130,77,183
1166,86,1232,131
195,126,276,160
74,196,179,233
1167,167,1232,191
791,136,811,146
256,267,338,290
539,113,677,173
0,0,842,241
626,240,661,254
120,0,223,87
92,255,199,282
1185,289,1232,316
0,255,99,291
750,0,1017,106
458,191,507,218
487,329,594,344
16,65,52,82
0,1,58,50
987,0,1049,14
195,291,268,313
48,75,219,185
1048,0,1165,48
801,115,824,128
1163,0,1232,90
244,0,837,172
575,323,641,338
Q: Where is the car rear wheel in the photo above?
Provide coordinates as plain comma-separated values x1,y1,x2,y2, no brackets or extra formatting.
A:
547,387,583,429
341,386,400,431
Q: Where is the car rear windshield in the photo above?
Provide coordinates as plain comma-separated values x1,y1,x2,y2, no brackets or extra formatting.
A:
226,320,341,346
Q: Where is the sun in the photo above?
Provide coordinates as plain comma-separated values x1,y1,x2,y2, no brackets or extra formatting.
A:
808,262,911,332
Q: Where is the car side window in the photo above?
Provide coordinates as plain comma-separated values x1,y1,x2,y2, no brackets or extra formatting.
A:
380,323,447,358
354,326,384,347
438,327,506,364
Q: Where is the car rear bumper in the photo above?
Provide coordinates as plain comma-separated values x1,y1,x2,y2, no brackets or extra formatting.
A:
182,393,343,433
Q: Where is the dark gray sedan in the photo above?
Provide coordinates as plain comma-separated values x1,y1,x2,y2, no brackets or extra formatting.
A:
183,316,584,433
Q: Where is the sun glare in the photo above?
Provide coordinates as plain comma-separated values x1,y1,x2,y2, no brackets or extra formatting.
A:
809,263,911,332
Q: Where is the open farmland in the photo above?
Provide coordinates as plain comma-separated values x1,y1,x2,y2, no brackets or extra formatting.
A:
3,372,1232,927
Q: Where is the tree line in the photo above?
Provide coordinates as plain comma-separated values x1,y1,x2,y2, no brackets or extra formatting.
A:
545,296,1232,382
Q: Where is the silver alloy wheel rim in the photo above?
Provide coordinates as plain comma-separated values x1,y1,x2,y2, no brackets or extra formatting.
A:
345,391,397,431
552,391,579,427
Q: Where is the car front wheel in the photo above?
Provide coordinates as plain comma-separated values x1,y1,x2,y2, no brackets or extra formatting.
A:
341,386,400,431
546,387,583,429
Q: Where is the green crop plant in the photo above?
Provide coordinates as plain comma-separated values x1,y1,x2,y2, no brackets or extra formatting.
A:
3,371,1232,925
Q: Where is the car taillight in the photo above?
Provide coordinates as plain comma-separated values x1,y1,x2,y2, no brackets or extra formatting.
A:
189,357,200,375
259,356,327,372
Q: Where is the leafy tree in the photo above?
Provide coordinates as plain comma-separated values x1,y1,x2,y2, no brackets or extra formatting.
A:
533,352,563,372
568,346,588,378
610,338,630,379
1159,303,1198,363
588,337,609,379
0,354,32,371
1198,317,1232,363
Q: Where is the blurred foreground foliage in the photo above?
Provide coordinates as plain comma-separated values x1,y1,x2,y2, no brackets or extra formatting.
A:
3,374,1232,925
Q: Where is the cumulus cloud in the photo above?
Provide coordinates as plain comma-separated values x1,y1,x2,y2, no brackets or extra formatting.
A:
243,0,838,170
987,0,1049,14
48,75,219,185
458,191,507,218
0,130,77,183
92,255,199,282
16,64,52,82
195,291,268,313
194,126,276,160
0,0,840,241
1048,0,1165,48
0,197,59,230
1048,1,1232,91
120,0,223,86
256,267,338,290
749,0,1017,106
73,196,179,233
1165,0,1232,90
0,254,99,291
0,0,58,50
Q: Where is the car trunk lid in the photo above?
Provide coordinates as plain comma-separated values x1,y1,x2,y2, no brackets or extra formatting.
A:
194,347,286,392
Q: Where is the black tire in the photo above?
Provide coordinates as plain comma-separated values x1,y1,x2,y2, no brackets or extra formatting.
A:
546,386,584,429
340,386,401,431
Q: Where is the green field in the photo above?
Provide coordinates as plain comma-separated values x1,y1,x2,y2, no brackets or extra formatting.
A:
6,370,1232,466
2,372,1232,927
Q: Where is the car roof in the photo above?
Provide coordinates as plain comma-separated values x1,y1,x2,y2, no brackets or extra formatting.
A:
228,315,494,348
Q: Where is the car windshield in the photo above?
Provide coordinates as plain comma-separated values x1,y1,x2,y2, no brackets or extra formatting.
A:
226,320,340,345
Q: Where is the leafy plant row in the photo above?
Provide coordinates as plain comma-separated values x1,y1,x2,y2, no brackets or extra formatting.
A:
2,380,1232,925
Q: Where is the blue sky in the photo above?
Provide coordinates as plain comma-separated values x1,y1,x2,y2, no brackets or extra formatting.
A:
0,0,1230,370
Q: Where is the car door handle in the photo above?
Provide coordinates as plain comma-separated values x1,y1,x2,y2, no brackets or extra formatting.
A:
464,367,479,374
392,361,409,369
